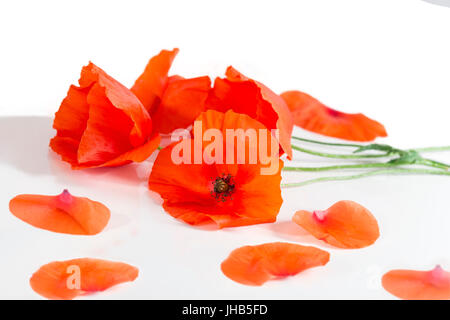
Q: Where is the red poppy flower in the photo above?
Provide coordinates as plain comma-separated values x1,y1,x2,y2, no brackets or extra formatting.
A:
382,265,450,300
206,66,293,159
131,48,211,134
50,62,160,169
30,258,139,300
281,90,387,142
148,109,283,228
221,242,330,286
9,189,110,235
292,200,380,249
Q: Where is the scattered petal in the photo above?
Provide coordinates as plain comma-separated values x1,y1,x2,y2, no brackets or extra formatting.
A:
281,90,387,142
9,190,110,235
30,258,138,300
382,265,450,300
292,200,380,249
221,242,329,286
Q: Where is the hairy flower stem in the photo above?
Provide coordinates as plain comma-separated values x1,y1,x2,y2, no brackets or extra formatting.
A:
291,144,389,159
411,146,450,153
292,136,450,154
281,168,450,188
284,163,401,172
291,136,362,148
284,159,448,172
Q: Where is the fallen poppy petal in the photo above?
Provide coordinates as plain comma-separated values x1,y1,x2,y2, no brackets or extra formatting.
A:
131,48,179,114
382,265,450,300
9,190,110,235
151,76,211,134
221,242,329,286
292,200,380,249
281,90,387,142
30,258,138,300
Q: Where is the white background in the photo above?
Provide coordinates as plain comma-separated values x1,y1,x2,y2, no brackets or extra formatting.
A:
0,0,449,299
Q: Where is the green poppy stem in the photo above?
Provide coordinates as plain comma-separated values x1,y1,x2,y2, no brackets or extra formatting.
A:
419,159,450,170
281,168,450,188
411,146,450,153
291,136,362,148
291,144,389,159
283,163,400,172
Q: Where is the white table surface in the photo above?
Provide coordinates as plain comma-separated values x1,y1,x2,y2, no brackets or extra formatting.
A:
0,0,449,299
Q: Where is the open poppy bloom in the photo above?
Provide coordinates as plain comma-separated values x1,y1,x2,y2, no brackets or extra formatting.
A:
281,90,387,142
131,48,211,134
9,189,110,235
148,109,283,228
221,242,330,286
50,62,160,169
30,258,139,300
292,200,380,249
206,66,293,159
382,265,450,300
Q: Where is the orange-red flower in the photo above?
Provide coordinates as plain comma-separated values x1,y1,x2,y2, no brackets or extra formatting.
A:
206,66,293,159
292,200,380,249
131,48,211,134
148,110,283,228
50,62,160,169
281,90,387,142
9,189,110,235
382,265,450,300
221,242,330,286
30,258,139,300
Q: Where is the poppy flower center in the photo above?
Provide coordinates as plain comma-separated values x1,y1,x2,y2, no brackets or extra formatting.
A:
211,174,235,202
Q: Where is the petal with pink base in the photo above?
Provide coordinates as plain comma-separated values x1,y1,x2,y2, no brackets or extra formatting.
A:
292,200,380,249
9,190,110,235
382,265,450,300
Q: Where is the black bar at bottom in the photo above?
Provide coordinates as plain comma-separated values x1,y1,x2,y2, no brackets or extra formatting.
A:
0,300,444,318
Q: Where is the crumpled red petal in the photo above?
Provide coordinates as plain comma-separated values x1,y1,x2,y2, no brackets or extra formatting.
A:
51,62,159,169
151,75,211,134
292,200,380,249
207,66,293,159
30,258,138,300
131,49,212,134
131,48,179,114
221,242,330,286
382,265,450,300
281,90,387,142
9,190,110,235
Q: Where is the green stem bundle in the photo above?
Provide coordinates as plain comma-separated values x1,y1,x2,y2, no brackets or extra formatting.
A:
284,136,450,188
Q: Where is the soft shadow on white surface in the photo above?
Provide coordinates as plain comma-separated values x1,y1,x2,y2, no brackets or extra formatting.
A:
270,220,337,250
0,116,150,186
422,0,450,8
0,116,53,175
